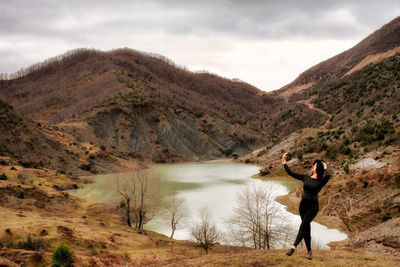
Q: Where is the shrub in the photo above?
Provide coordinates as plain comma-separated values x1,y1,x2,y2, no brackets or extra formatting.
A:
152,116,160,123
17,234,48,251
395,174,400,189
382,213,392,222
384,137,397,146
100,145,106,151
90,248,100,256
124,252,131,261
343,147,352,155
343,136,351,146
31,252,44,263
326,146,338,159
0,240,3,248
34,201,45,208
304,145,314,154
5,228,11,234
336,126,345,136
343,165,350,174
52,243,74,267
0,172,7,180
18,191,25,199
79,164,91,171
320,142,328,151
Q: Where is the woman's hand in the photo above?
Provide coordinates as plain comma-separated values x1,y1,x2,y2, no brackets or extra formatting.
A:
322,162,327,170
281,152,288,165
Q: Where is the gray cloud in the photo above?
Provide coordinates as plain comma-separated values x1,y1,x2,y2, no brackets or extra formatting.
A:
1,0,399,40
0,0,400,88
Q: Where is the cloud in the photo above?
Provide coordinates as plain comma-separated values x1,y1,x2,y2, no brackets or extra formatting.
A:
0,0,400,90
2,0,399,40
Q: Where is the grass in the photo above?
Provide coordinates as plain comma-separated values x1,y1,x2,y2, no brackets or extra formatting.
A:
0,157,397,266
128,248,400,267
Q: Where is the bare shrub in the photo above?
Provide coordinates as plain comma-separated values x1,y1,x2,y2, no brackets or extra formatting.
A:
226,183,293,249
191,207,221,254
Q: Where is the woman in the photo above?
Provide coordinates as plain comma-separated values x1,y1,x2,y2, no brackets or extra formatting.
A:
282,152,330,260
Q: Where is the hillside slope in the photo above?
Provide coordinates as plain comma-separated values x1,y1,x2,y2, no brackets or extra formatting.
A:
275,16,400,98
0,48,328,161
0,100,81,172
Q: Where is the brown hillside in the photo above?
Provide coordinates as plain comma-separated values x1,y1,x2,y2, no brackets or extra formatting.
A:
0,100,80,171
0,48,278,127
275,16,400,97
0,48,327,161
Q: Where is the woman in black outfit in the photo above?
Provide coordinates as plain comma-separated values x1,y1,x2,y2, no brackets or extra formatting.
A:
281,152,330,260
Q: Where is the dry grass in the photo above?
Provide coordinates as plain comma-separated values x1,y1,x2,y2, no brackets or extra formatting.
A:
0,162,399,266
131,248,400,267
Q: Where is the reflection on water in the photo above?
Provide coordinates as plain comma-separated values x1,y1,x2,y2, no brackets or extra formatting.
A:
69,162,347,249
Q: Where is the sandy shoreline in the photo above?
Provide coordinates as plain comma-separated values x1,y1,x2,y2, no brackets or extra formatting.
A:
198,158,234,164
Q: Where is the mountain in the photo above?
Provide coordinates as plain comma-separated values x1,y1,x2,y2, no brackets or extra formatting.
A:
1,17,399,164
0,49,271,162
274,16,400,99
272,15,400,141
0,48,326,162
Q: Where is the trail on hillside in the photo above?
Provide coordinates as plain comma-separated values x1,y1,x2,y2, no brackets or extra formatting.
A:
297,99,332,129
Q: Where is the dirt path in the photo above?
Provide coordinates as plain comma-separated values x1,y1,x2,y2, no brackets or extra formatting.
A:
297,99,332,129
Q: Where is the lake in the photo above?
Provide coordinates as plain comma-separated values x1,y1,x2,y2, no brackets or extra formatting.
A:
69,162,347,249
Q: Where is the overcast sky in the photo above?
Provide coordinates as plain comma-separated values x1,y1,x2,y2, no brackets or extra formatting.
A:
1,1,399,91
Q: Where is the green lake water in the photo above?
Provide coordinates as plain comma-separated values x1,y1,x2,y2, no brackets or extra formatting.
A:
69,162,347,249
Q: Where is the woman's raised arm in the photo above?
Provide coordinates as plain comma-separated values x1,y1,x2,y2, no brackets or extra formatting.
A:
318,165,331,189
282,152,304,181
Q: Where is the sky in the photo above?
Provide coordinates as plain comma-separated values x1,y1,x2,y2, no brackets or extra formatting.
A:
1,1,400,91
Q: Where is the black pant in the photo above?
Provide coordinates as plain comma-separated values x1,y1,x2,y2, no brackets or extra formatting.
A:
293,199,319,251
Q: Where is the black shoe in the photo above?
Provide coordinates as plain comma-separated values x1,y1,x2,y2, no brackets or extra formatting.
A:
307,251,312,260
286,248,295,256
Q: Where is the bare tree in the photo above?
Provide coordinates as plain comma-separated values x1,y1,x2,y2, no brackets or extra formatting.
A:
116,164,156,229
116,171,136,227
226,183,293,249
167,192,188,239
191,207,221,254
166,191,188,254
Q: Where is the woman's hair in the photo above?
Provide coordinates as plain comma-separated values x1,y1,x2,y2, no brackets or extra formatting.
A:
313,160,325,179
